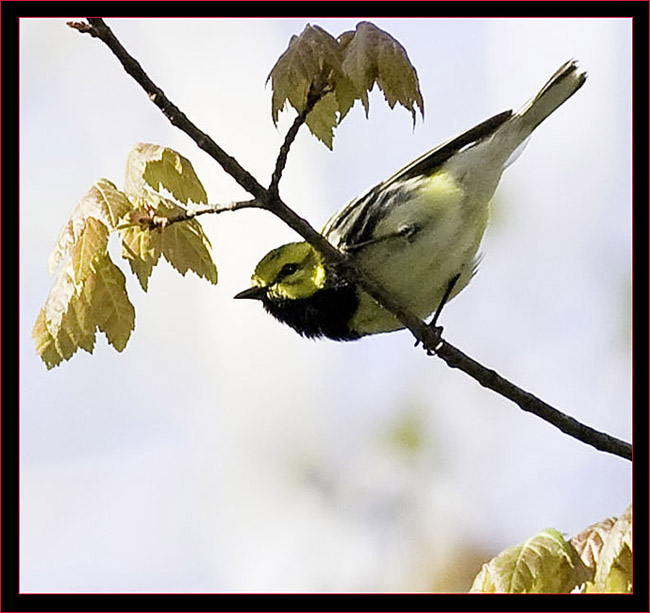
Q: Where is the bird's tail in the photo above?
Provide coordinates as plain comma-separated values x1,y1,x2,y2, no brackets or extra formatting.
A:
498,60,586,169
515,60,587,132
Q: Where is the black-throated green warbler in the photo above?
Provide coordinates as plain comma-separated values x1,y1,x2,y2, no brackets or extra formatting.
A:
235,60,586,340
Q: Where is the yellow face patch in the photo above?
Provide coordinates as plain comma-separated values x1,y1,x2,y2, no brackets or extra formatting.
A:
252,242,326,300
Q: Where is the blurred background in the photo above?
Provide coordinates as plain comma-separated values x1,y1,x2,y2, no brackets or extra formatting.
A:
20,17,632,592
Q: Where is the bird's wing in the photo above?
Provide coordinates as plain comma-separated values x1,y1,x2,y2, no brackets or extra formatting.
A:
381,110,513,186
323,110,513,251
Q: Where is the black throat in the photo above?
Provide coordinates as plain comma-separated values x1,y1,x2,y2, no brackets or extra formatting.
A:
262,282,361,341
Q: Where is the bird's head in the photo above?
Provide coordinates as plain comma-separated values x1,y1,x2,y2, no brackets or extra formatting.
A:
234,241,327,303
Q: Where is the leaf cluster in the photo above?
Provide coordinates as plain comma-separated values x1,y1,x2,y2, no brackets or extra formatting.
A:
470,505,633,593
33,144,217,369
268,21,424,148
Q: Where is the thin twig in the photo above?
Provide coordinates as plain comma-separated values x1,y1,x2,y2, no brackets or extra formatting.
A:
70,18,632,462
151,199,258,229
270,87,332,193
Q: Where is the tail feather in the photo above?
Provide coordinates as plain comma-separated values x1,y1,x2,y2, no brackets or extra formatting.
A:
516,60,587,131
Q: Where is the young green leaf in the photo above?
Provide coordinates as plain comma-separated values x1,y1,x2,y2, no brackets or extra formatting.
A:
63,283,97,354
33,262,83,368
470,528,590,593
33,252,136,368
156,199,218,284
70,217,110,282
587,505,632,593
330,70,358,123
36,176,136,368
125,143,208,205
268,22,424,149
570,516,616,575
340,21,424,124
86,254,136,351
119,209,163,291
48,179,132,274
268,24,342,123
36,143,216,368
304,92,340,150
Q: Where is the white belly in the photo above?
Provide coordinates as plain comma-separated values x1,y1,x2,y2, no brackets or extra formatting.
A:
348,171,494,335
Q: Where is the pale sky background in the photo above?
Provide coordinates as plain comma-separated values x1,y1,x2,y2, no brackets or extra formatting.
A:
20,17,632,592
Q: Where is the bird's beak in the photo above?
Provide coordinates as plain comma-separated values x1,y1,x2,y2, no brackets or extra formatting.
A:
233,286,267,301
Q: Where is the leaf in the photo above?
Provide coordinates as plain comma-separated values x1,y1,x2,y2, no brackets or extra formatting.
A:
33,251,135,368
119,145,217,290
268,24,342,123
33,308,66,369
118,198,219,290
33,262,81,368
304,92,339,149
570,516,616,573
48,179,132,274
36,142,216,368
470,528,590,593
340,21,424,123
37,178,135,367
156,199,218,284
587,505,633,593
85,255,136,351
331,71,358,122
125,143,208,205
268,22,425,149
37,177,137,368
63,286,97,354
70,217,110,282
119,210,163,291
338,26,374,115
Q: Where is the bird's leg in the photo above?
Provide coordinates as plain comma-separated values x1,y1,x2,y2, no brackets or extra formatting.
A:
415,273,461,355
343,223,420,253
430,272,460,329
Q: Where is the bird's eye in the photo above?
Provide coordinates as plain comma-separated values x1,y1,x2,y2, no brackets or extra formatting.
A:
279,262,299,278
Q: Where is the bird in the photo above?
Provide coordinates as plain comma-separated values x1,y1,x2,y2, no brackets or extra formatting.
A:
235,60,587,341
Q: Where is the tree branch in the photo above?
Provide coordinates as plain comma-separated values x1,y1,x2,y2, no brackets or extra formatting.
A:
69,18,632,463
76,19,269,203
436,343,632,460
